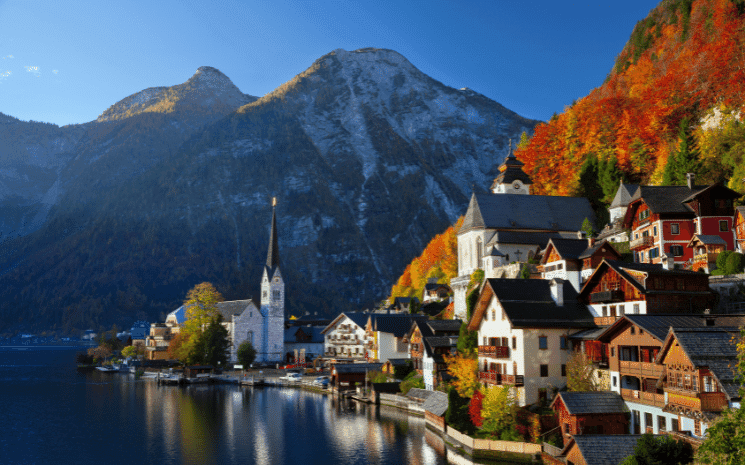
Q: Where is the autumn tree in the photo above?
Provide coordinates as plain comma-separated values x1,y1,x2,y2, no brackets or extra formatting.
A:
566,350,600,392
444,349,478,398
469,390,484,428
174,282,225,363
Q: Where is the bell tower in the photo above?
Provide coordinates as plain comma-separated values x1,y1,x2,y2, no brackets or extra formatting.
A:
490,140,533,195
260,197,284,361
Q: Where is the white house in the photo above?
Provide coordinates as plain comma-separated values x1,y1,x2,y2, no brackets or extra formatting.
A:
322,312,371,361
469,278,596,406
366,313,429,364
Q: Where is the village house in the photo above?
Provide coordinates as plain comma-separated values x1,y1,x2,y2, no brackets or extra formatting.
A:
469,278,596,406
283,325,325,364
130,320,150,348
550,391,628,445
407,319,461,390
450,146,595,320
657,326,743,439
330,362,382,391
366,313,429,363
144,306,184,360
624,174,740,268
422,278,452,304
540,238,621,292
322,312,370,361
578,259,716,325
595,314,745,436
686,234,727,273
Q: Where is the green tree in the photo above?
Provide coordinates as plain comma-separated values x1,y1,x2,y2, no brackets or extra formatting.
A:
121,345,138,359
620,433,693,465
566,350,600,392
457,321,478,353
197,317,230,367
237,340,257,368
725,252,745,275
663,118,699,186
600,154,625,204
445,386,474,433
581,217,596,238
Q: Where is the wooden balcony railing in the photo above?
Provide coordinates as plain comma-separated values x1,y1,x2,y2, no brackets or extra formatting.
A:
590,290,624,303
478,371,524,386
621,388,666,408
693,253,718,265
619,360,664,378
594,316,619,326
478,345,510,359
630,236,654,250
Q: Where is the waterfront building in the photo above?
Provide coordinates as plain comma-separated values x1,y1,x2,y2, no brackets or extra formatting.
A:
407,319,461,390
130,320,150,348
366,313,429,363
624,174,740,267
469,278,595,406
283,325,325,364
145,306,185,360
450,147,595,320
322,312,370,361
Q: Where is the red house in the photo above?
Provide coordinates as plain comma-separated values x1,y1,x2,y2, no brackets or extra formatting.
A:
624,175,740,268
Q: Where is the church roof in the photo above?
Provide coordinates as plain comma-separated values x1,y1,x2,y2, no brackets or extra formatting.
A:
459,193,595,235
609,183,639,209
217,300,254,321
489,145,533,189
266,202,280,272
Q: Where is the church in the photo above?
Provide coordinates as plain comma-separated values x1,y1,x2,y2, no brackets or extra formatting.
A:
450,146,595,320
217,199,285,363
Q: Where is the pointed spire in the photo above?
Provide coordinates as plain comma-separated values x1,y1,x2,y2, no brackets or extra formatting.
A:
266,197,280,270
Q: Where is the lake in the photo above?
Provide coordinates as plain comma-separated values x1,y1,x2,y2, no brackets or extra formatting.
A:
0,348,456,465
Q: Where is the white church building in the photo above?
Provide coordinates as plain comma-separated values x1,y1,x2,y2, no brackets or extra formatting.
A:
218,200,285,363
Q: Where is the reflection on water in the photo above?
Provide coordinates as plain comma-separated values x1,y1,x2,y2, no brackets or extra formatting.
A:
1,349,509,465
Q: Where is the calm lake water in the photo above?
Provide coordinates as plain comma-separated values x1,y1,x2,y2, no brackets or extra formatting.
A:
0,348,457,465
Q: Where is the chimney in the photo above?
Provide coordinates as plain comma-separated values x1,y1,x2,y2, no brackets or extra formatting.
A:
550,278,564,306
686,173,696,189
588,237,595,248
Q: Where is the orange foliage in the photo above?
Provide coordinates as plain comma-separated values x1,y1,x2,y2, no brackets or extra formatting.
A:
518,0,745,193
389,217,462,302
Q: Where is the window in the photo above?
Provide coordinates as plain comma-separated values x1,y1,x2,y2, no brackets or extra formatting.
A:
639,209,650,221
540,365,548,377
658,416,666,432
671,223,680,235
561,364,566,376
720,220,729,232
272,290,281,301
560,336,568,350
246,331,253,344
630,327,636,335
612,376,617,387
694,420,701,437
672,418,679,432
653,226,658,236
670,245,684,256
645,413,653,431
634,304,640,314
539,336,548,350
512,336,517,350
602,306,608,317
483,337,487,345
619,305,625,316
492,309,496,320
611,346,615,357
649,247,659,259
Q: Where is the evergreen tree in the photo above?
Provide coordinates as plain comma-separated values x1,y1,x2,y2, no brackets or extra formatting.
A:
600,154,624,204
237,340,257,368
663,118,699,186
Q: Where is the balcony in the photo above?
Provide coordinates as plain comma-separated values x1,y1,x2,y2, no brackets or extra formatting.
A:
478,345,510,359
666,391,728,412
621,388,666,408
478,371,524,386
630,236,654,250
590,290,624,303
594,316,620,326
619,360,664,378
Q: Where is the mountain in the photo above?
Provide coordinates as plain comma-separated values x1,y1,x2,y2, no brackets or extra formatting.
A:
516,0,745,198
0,48,538,334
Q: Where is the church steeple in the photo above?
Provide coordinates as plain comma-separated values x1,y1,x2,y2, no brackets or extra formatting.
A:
490,140,533,194
266,197,280,271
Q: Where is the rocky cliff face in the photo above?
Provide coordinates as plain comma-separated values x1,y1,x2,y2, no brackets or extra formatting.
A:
0,48,538,333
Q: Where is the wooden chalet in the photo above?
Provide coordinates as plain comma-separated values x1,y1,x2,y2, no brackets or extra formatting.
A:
687,234,727,273
579,259,716,326
657,326,743,438
550,391,628,445
540,237,621,292
330,362,382,390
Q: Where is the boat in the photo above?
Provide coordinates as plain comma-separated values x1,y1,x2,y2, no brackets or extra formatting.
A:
95,366,118,373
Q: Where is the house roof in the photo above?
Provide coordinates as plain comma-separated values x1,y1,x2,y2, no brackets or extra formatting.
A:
459,193,595,235
562,435,651,465
333,363,382,374
426,320,463,334
321,312,371,334
420,301,449,317
167,305,187,325
659,327,742,400
568,326,609,341
688,234,727,247
629,185,703,215
609,183,639,209
578,239,620,260
680,183,742,203
469,278,596,331
486,230,584,248
424,282,450,292
407,388,435,402
422,390,449,416
216,300,254,321
552,391,626,415
543,238,591,262
580,259,710,298
598,314,745,343
371,314,430,338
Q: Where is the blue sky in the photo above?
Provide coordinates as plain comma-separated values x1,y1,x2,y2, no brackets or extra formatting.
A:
0,0,658,127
